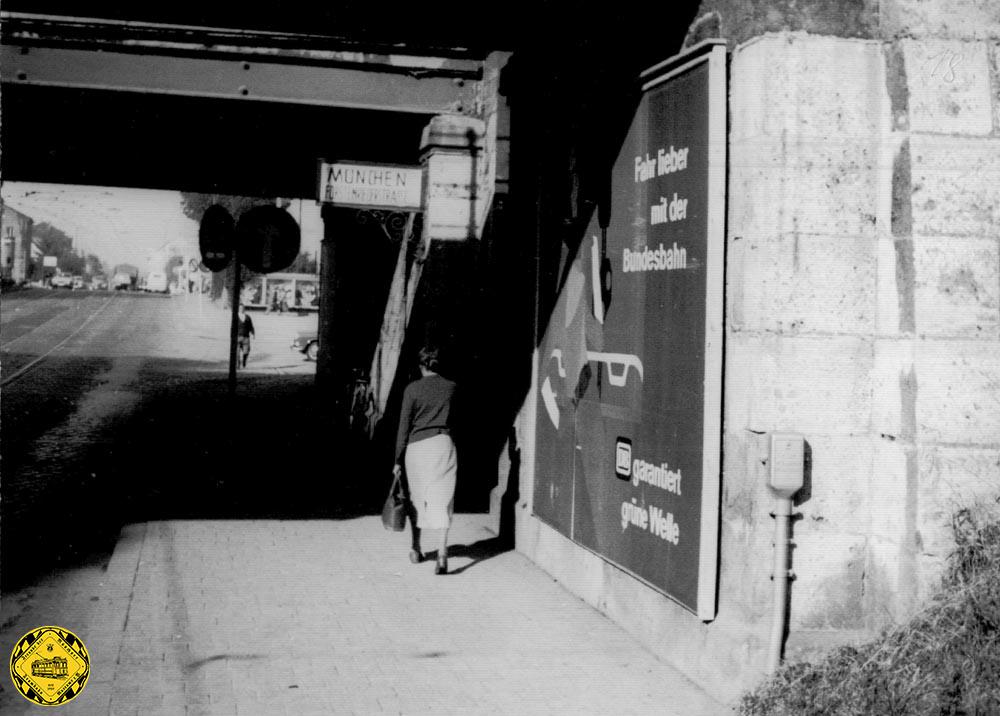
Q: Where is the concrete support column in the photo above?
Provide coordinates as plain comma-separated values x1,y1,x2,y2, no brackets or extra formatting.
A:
417,114,498,507
421,114,487,243
415,113,488,357
316,203,344,421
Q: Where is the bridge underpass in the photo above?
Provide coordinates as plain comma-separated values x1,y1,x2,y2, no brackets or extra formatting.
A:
0,10,485,195
1,9,509,569
1,2,709,519
0,7,740,714
3,8,496,456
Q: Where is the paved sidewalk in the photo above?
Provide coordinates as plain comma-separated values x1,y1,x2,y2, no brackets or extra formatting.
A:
3,515,732,715
175,295,318,376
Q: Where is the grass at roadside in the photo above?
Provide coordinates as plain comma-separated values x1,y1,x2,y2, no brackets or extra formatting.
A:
740,500,1000,715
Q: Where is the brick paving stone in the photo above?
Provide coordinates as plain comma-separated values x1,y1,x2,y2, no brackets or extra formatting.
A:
3,514,733,715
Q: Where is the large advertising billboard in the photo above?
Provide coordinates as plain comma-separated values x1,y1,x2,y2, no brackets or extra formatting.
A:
533,42,726,619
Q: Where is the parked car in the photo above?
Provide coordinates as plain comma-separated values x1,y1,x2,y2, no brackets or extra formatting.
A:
51,274,73,288
291,332,318,361
71,276,85,290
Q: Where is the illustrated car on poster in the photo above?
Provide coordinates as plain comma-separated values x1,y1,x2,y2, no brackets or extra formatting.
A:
291,332,318,361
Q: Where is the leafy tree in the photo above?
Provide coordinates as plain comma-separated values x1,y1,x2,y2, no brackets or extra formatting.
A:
33,222,74,259
179,193,269,225
286,251,318,275
84,254,105,276
163,254,184,277
31,222,95,276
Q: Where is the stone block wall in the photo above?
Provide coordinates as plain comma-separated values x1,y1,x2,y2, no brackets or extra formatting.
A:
510,22,999,704
725,30,1000,659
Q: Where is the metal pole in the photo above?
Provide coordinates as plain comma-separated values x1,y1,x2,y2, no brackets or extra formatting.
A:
228,249,241,395
766,496,793,674
317,204,338,414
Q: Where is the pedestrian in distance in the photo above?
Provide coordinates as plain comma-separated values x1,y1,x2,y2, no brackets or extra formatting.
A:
236,304,255,368
393,346,458,575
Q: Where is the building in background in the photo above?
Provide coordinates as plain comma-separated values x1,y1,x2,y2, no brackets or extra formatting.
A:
0,202,34,284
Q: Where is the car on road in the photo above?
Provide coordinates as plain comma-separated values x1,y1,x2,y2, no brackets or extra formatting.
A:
291,332,319,361
145,271,168,293
71,276,85,290
50,274,73,289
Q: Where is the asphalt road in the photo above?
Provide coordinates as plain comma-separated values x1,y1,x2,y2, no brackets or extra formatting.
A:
1,289,347,591
0,290,732,716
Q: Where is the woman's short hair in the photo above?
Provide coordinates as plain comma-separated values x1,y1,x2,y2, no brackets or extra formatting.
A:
418,346,440,371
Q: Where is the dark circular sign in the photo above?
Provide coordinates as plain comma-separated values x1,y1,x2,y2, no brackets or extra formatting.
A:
236,205,300,274
198,204,235,272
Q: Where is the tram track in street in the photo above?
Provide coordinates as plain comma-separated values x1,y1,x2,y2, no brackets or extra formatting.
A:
1,294,116,388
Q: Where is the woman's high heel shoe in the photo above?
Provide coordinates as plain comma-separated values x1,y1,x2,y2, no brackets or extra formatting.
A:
434,557,448,575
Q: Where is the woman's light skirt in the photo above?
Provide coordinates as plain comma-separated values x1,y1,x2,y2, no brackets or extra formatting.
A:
404,433,457,529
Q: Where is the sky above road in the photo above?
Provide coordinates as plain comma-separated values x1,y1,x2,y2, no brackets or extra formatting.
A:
1,182,323,273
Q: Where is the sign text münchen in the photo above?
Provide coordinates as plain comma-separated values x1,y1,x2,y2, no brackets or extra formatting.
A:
318,161,422,211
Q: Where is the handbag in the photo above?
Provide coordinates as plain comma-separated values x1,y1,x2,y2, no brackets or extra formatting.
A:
381,472,408,532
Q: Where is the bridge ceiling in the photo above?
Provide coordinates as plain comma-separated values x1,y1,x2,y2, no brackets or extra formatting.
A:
0,2,703,196
0,3,502,196
1,83,431,198
0,1,525,55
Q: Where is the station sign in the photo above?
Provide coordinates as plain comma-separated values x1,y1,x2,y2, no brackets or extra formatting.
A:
318,161,422,211
532,41,726,620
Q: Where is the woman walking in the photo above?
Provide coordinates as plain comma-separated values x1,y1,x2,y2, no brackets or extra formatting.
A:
236,304,255,368
393,347,457,575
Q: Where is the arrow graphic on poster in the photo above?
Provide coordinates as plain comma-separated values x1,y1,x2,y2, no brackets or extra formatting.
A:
541,348,644,429
550,349,567,378
541,376,560,429
591,235,604,324
587,351,644,387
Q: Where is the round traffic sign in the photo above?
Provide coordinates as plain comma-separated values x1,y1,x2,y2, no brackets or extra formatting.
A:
236,205,300,274
198,204,235,272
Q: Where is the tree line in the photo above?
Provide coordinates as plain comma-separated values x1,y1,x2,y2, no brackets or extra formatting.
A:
31,222,105,277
